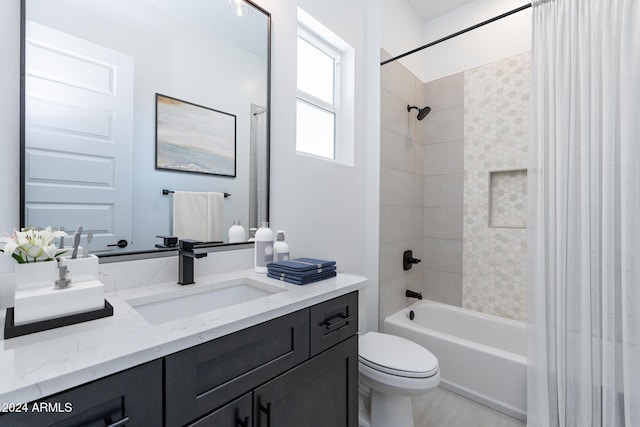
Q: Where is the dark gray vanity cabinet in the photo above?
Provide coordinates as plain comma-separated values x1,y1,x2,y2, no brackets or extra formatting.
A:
165,309,311,426
166,291,359,427
0,359,162,427
254,336,358,427
0,291,359,427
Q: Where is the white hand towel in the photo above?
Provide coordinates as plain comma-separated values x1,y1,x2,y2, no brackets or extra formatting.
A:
173,191,208,241
206,192,224,242
172,191,225,242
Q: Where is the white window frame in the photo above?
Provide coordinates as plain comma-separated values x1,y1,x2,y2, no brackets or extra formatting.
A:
296,8,354,166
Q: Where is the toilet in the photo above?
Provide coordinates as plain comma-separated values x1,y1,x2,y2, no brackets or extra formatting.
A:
358,332,440,427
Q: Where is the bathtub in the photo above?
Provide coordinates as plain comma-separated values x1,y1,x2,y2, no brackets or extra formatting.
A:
383,300,527,421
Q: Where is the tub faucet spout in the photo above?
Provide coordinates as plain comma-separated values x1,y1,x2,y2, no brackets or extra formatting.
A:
406,289,423,300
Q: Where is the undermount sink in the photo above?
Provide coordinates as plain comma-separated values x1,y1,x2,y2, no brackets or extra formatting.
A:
126,278,285,325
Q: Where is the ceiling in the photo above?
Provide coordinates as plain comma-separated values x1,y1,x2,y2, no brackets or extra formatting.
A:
405,0,477,22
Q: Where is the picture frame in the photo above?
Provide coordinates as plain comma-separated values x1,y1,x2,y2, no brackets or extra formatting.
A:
155,93,236,177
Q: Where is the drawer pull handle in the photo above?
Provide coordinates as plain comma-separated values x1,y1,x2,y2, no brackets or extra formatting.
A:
237,415,250,427
323,315,353,331
104,416,130,427
259,402,272,427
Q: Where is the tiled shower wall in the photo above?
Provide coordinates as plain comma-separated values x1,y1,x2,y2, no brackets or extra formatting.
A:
421,74,465,306
379,50,529,324
462,52,530,321
420,52,530,321
379,50,425,326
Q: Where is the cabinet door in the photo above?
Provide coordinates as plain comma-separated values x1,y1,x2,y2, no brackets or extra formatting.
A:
0,360,162,427
254,336,358,427
165,309,310,427
187,392,252,427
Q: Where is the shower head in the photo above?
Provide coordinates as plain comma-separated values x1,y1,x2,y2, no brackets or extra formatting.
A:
407,105,431,121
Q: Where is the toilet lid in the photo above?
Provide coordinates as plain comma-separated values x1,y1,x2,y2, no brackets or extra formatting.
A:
359,332,439,378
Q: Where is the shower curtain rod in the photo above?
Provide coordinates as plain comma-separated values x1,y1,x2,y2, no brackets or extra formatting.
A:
380,3,532,66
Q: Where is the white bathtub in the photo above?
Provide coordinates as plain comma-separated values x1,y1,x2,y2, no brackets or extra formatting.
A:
383,300,527,421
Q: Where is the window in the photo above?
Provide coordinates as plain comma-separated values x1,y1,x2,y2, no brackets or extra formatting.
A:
296,32,338,159
296,8,354,164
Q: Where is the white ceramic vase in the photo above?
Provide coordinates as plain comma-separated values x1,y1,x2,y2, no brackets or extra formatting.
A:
14,261,58,291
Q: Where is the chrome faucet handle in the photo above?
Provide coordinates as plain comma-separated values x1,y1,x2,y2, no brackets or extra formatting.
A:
55,264,71,289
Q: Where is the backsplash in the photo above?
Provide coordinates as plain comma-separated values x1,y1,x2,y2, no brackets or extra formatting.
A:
0,249,253,309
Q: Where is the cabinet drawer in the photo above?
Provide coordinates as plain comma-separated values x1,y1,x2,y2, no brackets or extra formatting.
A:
165,309,309,427
0,360,162,427
309,291,358,357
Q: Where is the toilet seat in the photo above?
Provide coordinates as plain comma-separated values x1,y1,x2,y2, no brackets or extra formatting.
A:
359,332,439,378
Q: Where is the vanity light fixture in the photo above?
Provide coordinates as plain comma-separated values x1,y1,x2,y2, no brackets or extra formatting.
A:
228,0,248,17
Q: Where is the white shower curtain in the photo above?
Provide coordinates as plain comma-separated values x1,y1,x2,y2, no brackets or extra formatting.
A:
527,0,640,425
255,110,268,224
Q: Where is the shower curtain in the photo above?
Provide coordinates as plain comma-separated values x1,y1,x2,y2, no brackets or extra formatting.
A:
255,110,268,224
527,0,640,425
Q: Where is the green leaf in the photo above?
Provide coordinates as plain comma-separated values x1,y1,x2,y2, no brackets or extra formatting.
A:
12,253,26,264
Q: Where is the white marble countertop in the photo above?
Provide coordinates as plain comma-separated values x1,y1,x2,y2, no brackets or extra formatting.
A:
0,270,367,405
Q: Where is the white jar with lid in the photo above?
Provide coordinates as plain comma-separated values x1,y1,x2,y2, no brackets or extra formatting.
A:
228,220,246,243
254,222,274,273
273,230,290,262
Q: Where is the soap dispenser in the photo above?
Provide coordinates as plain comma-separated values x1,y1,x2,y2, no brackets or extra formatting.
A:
228,220,246,243
274,231,290,262
254,222,274,273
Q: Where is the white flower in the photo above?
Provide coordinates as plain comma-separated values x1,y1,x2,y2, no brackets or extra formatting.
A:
0,238,18,257
0,227,68,263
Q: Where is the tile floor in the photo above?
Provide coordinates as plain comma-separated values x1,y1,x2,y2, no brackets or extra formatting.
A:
412,387,526,427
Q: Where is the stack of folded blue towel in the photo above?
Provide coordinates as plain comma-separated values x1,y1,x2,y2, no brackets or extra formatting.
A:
267,258,337,285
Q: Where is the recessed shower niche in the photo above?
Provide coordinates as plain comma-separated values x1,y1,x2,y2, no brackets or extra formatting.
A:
488,169,527,229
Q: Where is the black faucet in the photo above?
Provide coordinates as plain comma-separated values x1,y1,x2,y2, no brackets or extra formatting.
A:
178,239,229,285
178,240,208,285
177,239,255,285
403,250,422,271
405,289,423,300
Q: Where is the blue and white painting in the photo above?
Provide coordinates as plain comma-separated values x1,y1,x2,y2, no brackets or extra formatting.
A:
156,94,236,177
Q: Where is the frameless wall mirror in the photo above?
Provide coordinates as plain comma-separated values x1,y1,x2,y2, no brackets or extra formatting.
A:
20,0,270,257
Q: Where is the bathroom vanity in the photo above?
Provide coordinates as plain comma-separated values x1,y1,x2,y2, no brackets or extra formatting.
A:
0,271,364,427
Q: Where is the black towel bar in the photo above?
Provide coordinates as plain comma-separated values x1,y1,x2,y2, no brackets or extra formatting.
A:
162,189,230,197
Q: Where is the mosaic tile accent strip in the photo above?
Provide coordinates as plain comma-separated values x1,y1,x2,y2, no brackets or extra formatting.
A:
489,169,527,228
462,52,530,321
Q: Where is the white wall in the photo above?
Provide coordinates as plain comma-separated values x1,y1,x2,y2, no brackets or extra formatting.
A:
380,0,424,78
255,0,381,332
380,0,531,84
0,0,382,332
419,0,531,82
